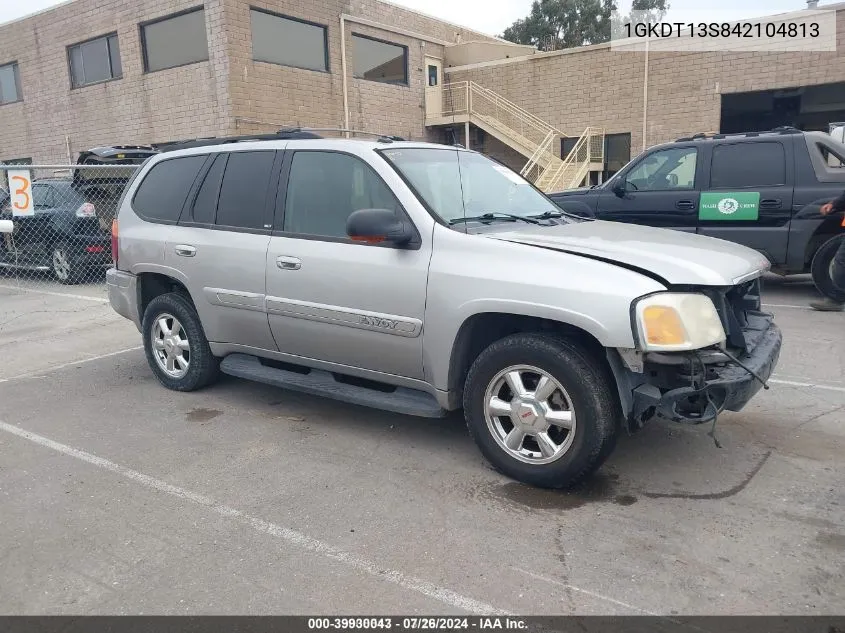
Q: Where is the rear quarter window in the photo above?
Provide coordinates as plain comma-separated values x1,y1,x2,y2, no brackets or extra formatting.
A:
132,155,207,222
710,142,786,188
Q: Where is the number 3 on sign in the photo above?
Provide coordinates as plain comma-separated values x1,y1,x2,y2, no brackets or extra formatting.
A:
8,169,33,217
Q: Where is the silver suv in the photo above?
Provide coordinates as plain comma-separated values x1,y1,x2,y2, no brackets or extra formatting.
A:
107,133,782,489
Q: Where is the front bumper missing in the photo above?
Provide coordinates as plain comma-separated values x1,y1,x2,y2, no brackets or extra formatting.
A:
632,315,782,425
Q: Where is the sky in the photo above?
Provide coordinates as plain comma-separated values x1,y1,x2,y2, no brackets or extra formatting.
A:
0,0,832,36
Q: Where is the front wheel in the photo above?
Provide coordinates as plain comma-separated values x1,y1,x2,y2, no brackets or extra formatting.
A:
142,292,219,391
463,333,619,489
811,235,845,302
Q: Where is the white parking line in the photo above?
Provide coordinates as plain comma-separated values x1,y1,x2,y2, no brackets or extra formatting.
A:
761,303,806,309
0,347,143,384
0,283,109,303
513,567,657,615
769,379,845,393
0,420,509,616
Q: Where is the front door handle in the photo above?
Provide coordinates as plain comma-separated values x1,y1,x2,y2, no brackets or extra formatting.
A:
174,244,196,257
675,200,696,211
276,255,301,271
760,199,782,210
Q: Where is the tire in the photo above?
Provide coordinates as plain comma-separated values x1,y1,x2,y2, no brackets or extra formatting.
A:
811,235,845,303
142,292,219,392
51,241,82,285
463,333,619,489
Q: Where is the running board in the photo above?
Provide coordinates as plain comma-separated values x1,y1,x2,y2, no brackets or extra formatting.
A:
220,354,447,418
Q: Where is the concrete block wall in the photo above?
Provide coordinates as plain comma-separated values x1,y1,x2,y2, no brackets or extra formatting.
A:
0,0,499,163
448,9,845,155
0,0,232,163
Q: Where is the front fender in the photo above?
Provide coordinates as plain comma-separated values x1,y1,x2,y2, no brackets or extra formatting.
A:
423,227,667,391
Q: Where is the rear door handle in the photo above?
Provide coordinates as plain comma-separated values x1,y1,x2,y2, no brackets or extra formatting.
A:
675,200,696,211
276,255,301,271
760,199,783,210
174,245,196,257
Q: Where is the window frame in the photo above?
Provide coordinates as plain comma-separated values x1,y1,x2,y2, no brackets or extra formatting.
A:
140,6,209,74
67,32,122,89
351,33,409,87
249,7,330,74
273,149,420,249
179,150,283,235
0,61,23,105
131,154,211,225
708,141,787,189
622,146,699,192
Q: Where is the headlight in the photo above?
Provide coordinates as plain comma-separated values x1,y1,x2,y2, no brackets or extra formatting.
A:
634,293,725,352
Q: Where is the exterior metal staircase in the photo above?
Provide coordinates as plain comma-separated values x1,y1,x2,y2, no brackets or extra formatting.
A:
427,80,604,192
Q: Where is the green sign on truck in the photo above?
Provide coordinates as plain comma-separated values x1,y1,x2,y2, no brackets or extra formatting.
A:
699,192,760,221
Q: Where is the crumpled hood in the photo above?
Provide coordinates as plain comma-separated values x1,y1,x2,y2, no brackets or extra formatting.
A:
490,220,770,286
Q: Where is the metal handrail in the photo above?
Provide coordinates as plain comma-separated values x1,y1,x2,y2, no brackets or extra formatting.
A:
520,130,556,177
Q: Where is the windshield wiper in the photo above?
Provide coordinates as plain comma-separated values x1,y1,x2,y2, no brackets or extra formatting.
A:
449,212,540,226
529,211,566,220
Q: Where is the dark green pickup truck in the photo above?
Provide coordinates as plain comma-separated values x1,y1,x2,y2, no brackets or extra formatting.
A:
550,128,845,300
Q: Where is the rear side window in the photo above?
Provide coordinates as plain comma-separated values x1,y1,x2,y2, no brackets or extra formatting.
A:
216,151,275,230
283,151,401,238
133,156,206,222
191,154,226,224
710,142,786,188
32,184,55,208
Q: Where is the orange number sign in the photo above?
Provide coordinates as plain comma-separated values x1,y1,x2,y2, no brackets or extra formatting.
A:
11,175,30,210
7,169,33,217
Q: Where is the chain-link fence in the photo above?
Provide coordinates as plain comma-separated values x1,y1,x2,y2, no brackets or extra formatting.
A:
1,164,139,286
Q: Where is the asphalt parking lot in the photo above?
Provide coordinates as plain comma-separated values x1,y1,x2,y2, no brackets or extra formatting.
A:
0,275,843,616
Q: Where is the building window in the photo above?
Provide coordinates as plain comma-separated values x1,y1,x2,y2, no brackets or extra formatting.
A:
141,7,209,73
68,34,122,88
352,34,407,85
603,133,631,180
0,62,22,105
250,9,328,72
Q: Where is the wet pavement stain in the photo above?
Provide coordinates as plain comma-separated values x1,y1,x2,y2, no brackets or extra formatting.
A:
185,408,222,423
478,473,638,511
643,450,772,500
816,531,845,551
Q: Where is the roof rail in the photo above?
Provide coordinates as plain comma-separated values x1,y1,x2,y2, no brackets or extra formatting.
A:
675,126,804,142
157,130,323,152
279,127,407,142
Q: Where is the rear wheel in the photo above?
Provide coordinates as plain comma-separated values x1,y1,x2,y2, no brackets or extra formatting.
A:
142,292,219,391
811,235,845,302
463,333,619,489
52,241,82,285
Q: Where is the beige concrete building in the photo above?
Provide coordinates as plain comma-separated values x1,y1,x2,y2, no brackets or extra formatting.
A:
0,0,524,163
1,0,844,191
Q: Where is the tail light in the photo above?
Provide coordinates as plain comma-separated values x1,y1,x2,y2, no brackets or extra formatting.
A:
76,202,96,218
111,219,119,267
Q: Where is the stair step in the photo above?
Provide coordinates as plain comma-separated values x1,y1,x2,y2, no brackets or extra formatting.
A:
220,354,447,418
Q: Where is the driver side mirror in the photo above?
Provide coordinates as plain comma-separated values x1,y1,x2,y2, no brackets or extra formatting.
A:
347,208,414,247
612,180,627,198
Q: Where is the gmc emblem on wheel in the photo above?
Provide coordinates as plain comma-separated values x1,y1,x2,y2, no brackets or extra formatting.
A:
360,315,399,330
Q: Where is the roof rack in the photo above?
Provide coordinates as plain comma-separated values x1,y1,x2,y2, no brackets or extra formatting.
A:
157,130,324,152
675,126,803,142
156,128,407,152
278,127,407,142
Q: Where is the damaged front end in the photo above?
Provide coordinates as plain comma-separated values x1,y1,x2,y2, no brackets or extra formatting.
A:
620,278,782,430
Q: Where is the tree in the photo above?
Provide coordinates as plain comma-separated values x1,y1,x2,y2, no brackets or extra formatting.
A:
503,0,669,50
629,0,669,24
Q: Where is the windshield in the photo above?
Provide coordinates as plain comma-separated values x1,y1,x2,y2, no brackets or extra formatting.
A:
379,148,564,224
